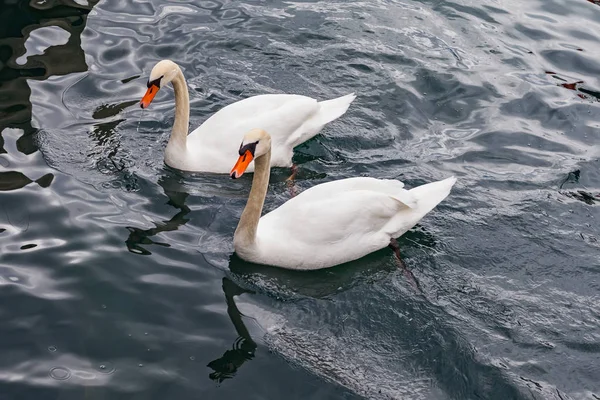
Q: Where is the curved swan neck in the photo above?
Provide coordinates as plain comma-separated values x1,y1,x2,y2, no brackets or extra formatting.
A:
234,149,272,249
167,69,190,151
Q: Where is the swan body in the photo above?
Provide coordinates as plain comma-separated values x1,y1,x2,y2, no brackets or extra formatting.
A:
140,60,356,173
231,129,457,271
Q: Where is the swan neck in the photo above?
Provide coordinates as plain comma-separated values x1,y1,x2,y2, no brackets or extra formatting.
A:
168,69,189,151
234,149,271,249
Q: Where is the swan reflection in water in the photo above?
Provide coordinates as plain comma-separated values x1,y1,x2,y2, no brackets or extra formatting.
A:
207,277,257,383
205,231,433,383
204,252,394,383
125,173,191,255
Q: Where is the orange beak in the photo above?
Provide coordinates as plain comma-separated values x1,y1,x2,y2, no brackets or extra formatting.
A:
140,84,159,108
230,150,254,179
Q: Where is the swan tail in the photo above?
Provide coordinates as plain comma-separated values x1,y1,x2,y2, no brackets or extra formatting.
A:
408,176,457,215
314,93,356,126
386,176,457,237
289,93,356,147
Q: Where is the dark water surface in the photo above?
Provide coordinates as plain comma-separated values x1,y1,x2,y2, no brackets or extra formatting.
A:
1,0,600,398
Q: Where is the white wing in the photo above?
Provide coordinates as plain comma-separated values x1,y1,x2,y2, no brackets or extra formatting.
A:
187,94,319,166
166,93,355,172
254,190,407,270
246,176,457,270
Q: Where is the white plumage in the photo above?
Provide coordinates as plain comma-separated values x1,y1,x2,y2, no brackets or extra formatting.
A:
140,60,355,173
231,129,457,270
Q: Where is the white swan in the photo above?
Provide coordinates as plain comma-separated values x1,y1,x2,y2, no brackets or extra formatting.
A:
139,60,356,174
230,129,457,270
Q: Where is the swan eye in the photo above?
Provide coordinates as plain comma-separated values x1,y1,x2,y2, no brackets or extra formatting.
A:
147,75,163,88
238,141,258,156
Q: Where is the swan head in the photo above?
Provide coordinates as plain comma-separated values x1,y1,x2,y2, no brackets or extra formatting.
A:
140,60,181,109
230,129,272,179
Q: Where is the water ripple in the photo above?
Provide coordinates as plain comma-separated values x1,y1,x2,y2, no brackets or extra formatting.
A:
0,0,599,399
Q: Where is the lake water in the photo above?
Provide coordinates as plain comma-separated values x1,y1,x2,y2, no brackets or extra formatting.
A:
1,0,599,399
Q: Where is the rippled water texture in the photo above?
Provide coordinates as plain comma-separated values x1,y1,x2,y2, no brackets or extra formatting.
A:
1,0,600,398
